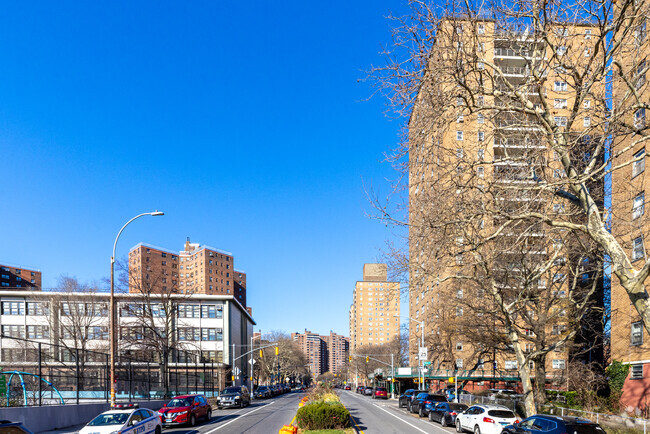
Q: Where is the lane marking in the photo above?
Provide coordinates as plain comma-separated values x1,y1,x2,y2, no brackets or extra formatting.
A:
373,402,445,434
203,400,276,433
350,414,365,434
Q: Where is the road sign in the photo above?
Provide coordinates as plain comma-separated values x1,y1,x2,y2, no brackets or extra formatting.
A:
0,375,5,395
249,359,256,365
234,367,241,376
418,347,428,360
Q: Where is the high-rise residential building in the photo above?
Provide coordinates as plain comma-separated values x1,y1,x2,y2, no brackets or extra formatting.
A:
0,263,41,291
291,330,350,378
349,264,401,356
611,1,650,410
408,18,603,388
292,330,328,377
128,238,248,307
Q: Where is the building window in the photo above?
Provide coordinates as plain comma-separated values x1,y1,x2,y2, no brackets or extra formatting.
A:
554,99,567,109
631,364,644,379
456,342,464,351
477,113,485,124
584,117,591,127
477,166,485,177
478,131,485,141
26,325,49,339
26,302,48,316
457,131,464,141
457,114,464,123
632,321,644,346
584,100,591,109
505,360,518,370
557,46,567,56
636,109,646,129
477,23,485,34
456,359,464,368
554,81,567,92
554,116,568,127
633,192,645,220
477,96,484,106
633,236,645,261
1,325,25,338
2,302,24,316
585,29,592,39
552,359,566,369
633,149,645,177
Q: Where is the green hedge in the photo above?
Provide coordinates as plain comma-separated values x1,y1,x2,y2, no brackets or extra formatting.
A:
296,401,351,430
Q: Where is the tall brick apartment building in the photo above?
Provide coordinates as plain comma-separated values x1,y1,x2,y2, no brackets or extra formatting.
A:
348,264,401,356
292,330,349,378
0,263,41,291
128,239,248,308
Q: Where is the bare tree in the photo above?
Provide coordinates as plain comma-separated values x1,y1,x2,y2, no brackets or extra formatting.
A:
365,0,645,415
49,276,108,390
254,332,309,385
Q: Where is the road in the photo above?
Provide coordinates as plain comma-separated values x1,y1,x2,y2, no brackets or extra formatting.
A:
339,390,458,434
163,392,302,434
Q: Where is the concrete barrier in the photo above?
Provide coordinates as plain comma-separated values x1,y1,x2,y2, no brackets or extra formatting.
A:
0,400,167,433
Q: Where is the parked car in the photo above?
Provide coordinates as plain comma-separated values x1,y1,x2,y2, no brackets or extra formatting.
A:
254,385,272,399
364,386,373,396
411,393,447,416
82,404,162,434
428,402,468,426
501,415,606,434
455,404,518,434
158,395,212,427
344,385,352,390
217,386,251,409
372,387,388,399
356,385,365,394
398,389,427,408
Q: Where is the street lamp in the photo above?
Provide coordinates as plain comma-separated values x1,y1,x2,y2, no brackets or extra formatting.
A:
110,211,164,408
394,314,425,388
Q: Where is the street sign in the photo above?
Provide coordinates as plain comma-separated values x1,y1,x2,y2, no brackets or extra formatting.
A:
423,361,432,366
249,359,256,365
234,367,241,376
0,375,6,395
418,347,428,360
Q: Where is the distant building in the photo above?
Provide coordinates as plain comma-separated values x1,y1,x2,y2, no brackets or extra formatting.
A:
291,330,349,378
349,264,400,356
0,263,41,291
128,238,247,307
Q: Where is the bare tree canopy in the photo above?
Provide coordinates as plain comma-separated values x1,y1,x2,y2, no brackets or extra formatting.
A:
365,0,650,415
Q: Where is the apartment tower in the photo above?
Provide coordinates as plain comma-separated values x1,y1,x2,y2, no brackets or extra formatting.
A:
408,18,603,388
128,239,248,307
349,264,400,356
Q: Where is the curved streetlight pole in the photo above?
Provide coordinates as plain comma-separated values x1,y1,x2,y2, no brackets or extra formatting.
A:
110,211,164,408
394,314,425,389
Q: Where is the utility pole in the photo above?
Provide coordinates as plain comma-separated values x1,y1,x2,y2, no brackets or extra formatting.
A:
391,353,395,399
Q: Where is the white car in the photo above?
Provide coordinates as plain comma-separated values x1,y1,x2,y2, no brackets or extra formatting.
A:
80,404,162,434
455,404,518,434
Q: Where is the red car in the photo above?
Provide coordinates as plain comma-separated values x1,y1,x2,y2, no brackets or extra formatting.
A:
372,387,388,399
344,385,352,390
158,394,212,427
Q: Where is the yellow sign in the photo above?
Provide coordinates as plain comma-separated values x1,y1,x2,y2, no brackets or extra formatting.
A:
448,377,455,383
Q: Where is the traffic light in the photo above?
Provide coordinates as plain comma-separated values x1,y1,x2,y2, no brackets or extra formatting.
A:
365,356,369,363
260,349,263,358
349,356,352,363
275,346,279,355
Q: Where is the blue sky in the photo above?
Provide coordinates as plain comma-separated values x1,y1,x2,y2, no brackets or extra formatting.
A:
0,1,409,336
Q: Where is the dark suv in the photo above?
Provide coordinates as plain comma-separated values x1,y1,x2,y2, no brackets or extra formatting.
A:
502,415,606,434
216,385,251,409
399,389,428,408
410,393,447,415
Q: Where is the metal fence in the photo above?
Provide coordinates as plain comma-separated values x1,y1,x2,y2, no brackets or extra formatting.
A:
0,336,226,407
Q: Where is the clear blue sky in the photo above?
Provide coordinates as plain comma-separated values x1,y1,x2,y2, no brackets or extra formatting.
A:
0,0,409,337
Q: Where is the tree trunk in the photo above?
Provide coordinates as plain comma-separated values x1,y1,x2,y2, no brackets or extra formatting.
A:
534,355,547,408
510,330,536,417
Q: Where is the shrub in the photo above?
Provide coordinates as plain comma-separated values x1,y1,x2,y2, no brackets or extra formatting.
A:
296,400,351,430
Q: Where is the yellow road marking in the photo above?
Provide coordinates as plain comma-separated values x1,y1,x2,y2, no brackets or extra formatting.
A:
350,414,365,434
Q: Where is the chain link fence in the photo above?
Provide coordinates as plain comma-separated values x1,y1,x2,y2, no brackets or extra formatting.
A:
0,336,226,407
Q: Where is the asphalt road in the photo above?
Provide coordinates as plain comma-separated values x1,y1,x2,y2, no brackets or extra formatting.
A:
163,391,302,434
339,390,459,434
